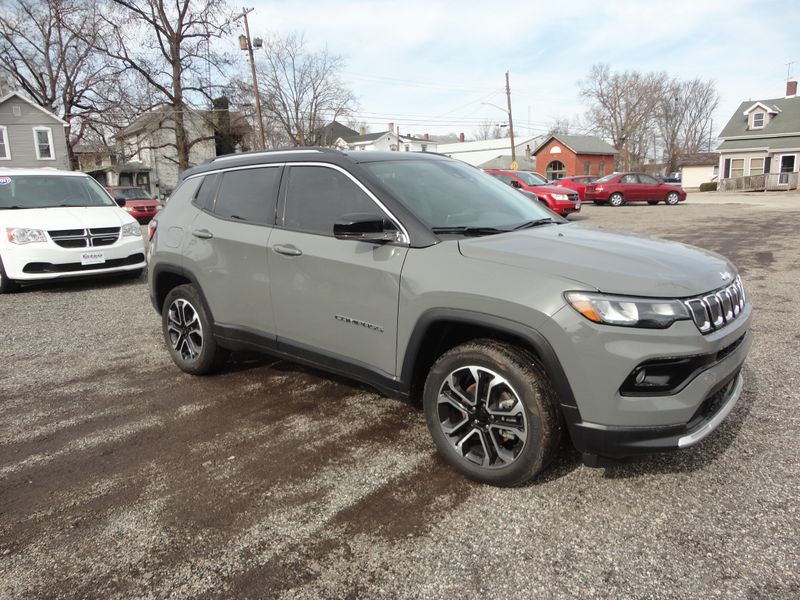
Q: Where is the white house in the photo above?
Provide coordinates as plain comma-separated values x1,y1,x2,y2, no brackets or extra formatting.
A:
436,135,547,169
336,126,438,153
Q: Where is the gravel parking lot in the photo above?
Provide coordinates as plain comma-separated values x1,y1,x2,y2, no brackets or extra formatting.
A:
1,192,799,599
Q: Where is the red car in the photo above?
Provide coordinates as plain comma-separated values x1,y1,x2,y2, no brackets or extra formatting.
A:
485,169,581,216
552,176,598,201
584,173,687,206
106,186,162,223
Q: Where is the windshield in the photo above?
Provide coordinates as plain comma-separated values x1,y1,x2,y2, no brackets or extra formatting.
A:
0,175,116,209
112,187,153,200
363,159,557,230
514,171,548,186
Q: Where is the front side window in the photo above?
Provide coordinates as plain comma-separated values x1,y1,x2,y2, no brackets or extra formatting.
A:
638,174,659,185
0,175,115,209
731,158,745,178
363,159,555,230
0,126,9,159
546,160,566,180
215,167,280,224
282,166,379,236
33,127,54,160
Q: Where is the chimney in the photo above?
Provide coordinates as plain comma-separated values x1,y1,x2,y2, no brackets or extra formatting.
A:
459,132,465,142
424,133,429,141
359,126,366,136
786,80,798,98
388,122,395,133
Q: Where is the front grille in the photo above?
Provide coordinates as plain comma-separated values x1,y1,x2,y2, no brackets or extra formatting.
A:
684,276,746,334
48,227,121,248
567,193,579,202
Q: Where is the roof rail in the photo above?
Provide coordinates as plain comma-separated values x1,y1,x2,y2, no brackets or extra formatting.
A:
209,147,343,163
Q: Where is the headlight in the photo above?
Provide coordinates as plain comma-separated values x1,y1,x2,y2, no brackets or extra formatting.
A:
565,291,690,328
6,227,47,244
121,221,142,237
551,193,569,201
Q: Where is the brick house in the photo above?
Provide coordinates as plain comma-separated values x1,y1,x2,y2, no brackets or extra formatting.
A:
533,134,618,180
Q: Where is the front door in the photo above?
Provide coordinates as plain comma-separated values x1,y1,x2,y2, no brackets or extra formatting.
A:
268,164,408,377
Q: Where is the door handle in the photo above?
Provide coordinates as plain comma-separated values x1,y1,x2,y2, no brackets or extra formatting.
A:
192,229,213,239
272,244,303,257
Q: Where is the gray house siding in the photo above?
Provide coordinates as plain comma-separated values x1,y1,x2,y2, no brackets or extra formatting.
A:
0,95,70,170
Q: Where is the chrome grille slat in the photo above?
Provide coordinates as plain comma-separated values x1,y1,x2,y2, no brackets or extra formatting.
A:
48,227,120,249
684,276,745,335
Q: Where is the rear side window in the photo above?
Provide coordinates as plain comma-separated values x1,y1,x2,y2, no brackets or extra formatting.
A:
214,167,280,225
193,173,219,210
282,166,379,236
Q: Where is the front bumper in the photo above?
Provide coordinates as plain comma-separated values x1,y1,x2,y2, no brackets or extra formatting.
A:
2,237,146,281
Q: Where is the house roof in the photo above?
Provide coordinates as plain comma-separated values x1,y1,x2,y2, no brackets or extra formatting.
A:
676,152,719,167
343,131,392,144
477,155,537,170
717,135,800,151
0,91,67,125
437,135,543,154
533,134,618,156
119,106,251,137
315,120,359,143
719,96,800,138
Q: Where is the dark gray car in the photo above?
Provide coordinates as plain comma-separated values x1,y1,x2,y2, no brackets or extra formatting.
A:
147,149,752,486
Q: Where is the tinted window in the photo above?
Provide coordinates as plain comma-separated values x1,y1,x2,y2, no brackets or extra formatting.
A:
193,173,219,210
282,166,379,236
215,167,280,224
638,174,659,185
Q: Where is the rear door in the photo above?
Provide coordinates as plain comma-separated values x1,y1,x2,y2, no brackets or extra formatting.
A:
268,164,408,376
184,166,281,335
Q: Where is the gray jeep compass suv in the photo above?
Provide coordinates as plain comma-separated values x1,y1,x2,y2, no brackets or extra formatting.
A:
148,149,752,486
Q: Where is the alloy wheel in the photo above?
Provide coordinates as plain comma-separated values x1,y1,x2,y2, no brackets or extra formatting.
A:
436,365,528,468
666,192,679,205
167,298,203,361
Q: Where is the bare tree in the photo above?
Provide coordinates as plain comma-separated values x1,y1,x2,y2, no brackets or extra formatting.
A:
680,78,718,155
580,63,665,170
0,0,122,168
256,33,356,147
95,0,234,171
547,117,571,136
472,118,505,141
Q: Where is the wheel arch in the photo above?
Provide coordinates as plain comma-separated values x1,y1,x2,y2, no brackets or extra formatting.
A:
401,309,578,413
151,264,215,324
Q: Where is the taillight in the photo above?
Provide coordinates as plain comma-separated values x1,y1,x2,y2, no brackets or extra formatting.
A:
148,220,157,241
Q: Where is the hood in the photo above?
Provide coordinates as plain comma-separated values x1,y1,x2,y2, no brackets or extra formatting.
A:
458,223,735,297
526,184,574,195
0,206,134,230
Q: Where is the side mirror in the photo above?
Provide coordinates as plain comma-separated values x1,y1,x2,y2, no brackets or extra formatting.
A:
509,180,521,188
333,213,401,243
115,197,126,207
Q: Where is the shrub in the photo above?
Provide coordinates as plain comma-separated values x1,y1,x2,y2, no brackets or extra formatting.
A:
699,182,718,192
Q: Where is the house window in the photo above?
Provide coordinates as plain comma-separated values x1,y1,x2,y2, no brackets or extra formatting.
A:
33,127,55,160
546,160,566,180
749,157,765,176
583,161,590,175
0,126,10,160
751,112,765,129
421,144,428,153
598,160,605,176
730,158,745,178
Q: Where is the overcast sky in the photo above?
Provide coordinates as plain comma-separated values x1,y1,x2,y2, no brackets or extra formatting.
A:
241,0,799,140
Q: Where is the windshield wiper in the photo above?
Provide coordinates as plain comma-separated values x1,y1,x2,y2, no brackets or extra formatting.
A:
431,226,509,236
512,218,561,230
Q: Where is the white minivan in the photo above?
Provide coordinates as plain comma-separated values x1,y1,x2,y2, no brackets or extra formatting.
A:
0,168,146,293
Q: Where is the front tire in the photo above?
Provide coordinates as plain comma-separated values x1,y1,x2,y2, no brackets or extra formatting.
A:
162,284,228,375
423,340,561,486
0,256,20,294
665,191,680,205
609,192,624,207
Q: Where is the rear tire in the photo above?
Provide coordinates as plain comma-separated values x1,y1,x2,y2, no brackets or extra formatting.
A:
423,340,561,486
162,284,228,375
0,256,20,294
609,192,624,207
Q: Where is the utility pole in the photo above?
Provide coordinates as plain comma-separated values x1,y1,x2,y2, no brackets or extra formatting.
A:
236,8,266,150
505,71,516,165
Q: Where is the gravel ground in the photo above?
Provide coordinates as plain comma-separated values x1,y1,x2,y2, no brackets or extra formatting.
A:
1,193,799,599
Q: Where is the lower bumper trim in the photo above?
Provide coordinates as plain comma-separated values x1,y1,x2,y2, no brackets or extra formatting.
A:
678,373,743,448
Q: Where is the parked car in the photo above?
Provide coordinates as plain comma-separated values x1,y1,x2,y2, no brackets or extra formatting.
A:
658,174,681,184
148,150,751,487
584,172,687,206
484,169,581,216
552,175,598,201
0,169,146,292
106,186,161,223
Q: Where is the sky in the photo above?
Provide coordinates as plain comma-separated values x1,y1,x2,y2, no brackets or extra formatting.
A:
238,0,799,141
